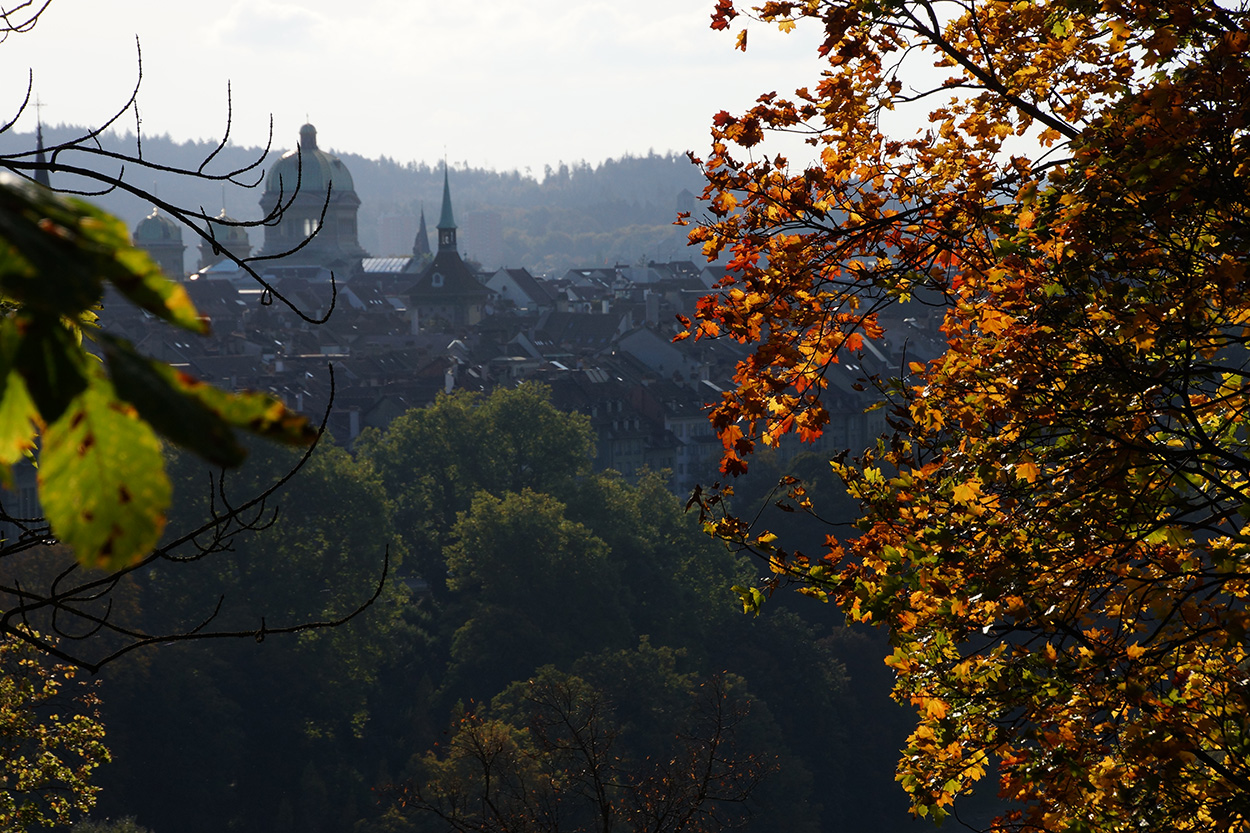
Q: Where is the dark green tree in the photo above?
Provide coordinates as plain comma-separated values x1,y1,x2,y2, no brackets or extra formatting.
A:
92,441,417,833
356,384,595,598
443,488,630,699
397,658,776,833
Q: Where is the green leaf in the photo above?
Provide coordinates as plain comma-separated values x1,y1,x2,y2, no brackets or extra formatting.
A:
40,380,171,570
0,320,38,470
0,174,207,332
0,176,105,315
183,378,320,447
0,370,38,467
101,334,248,467
13,314,89,424
732,584,766,616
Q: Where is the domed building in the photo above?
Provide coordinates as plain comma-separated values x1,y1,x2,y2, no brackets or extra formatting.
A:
134,208,186,278
257,123,369,271
198,209,253,271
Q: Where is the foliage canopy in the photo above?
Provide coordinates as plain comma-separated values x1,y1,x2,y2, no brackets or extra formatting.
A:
689,1,1250,830
396,654,774,833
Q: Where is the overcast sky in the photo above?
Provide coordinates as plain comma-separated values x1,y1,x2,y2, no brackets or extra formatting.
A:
1,0,831,175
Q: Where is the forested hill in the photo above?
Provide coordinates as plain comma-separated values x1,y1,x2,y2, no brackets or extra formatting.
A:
1,126,707,273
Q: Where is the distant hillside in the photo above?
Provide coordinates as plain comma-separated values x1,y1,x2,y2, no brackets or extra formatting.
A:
1,126,708,275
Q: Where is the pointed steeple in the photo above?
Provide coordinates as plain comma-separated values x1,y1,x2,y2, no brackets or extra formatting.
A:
437,164,457,252
34,122,50,188
413,204,431,257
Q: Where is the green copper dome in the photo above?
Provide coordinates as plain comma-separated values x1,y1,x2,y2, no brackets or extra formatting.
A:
133,208,182,242
263,123,355,198
207,209,250,247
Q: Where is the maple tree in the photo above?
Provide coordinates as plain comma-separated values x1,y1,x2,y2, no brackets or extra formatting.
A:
687,0,1250,830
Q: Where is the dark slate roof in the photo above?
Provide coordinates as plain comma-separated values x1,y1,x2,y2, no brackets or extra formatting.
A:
649,260,703,281
185,281,247,324
406,249,489,302
561,267,616,287
533,311,623,350
191,354,266,384
499,267,553,304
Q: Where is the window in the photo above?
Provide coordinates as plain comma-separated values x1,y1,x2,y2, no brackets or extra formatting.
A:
432,273,445,288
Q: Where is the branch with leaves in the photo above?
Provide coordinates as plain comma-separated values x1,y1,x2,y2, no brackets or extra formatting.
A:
0,178,394,672
1,36,338,323
688,1,1250,830
0,176,317,569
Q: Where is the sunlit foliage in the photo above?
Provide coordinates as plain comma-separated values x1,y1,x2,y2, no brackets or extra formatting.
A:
689,1,1250,830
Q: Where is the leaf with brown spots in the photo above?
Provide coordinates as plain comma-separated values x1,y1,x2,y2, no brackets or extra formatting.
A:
39,380,170,570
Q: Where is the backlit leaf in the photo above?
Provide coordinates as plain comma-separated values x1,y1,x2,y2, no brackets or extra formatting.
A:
0,370,38,467
39,381,170,570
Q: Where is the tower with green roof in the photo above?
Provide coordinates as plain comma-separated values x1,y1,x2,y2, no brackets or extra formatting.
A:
436,165,457,252
133,208,186,278
405,165,489,330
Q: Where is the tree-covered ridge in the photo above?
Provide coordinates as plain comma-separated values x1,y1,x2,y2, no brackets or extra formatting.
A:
0,128,703,273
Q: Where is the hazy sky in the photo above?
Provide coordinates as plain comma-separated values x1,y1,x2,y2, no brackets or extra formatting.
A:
1,0,830,175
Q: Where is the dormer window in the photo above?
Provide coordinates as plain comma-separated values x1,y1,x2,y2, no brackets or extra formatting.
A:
432,273,445,288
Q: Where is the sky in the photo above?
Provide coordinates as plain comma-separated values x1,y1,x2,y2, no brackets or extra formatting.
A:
0,0,832,176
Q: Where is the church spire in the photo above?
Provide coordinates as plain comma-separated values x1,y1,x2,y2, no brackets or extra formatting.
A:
437,164,457,252
413,204,431,257
34,120,50,188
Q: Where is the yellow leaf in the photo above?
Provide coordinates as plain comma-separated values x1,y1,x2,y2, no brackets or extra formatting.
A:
952,478,981,504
